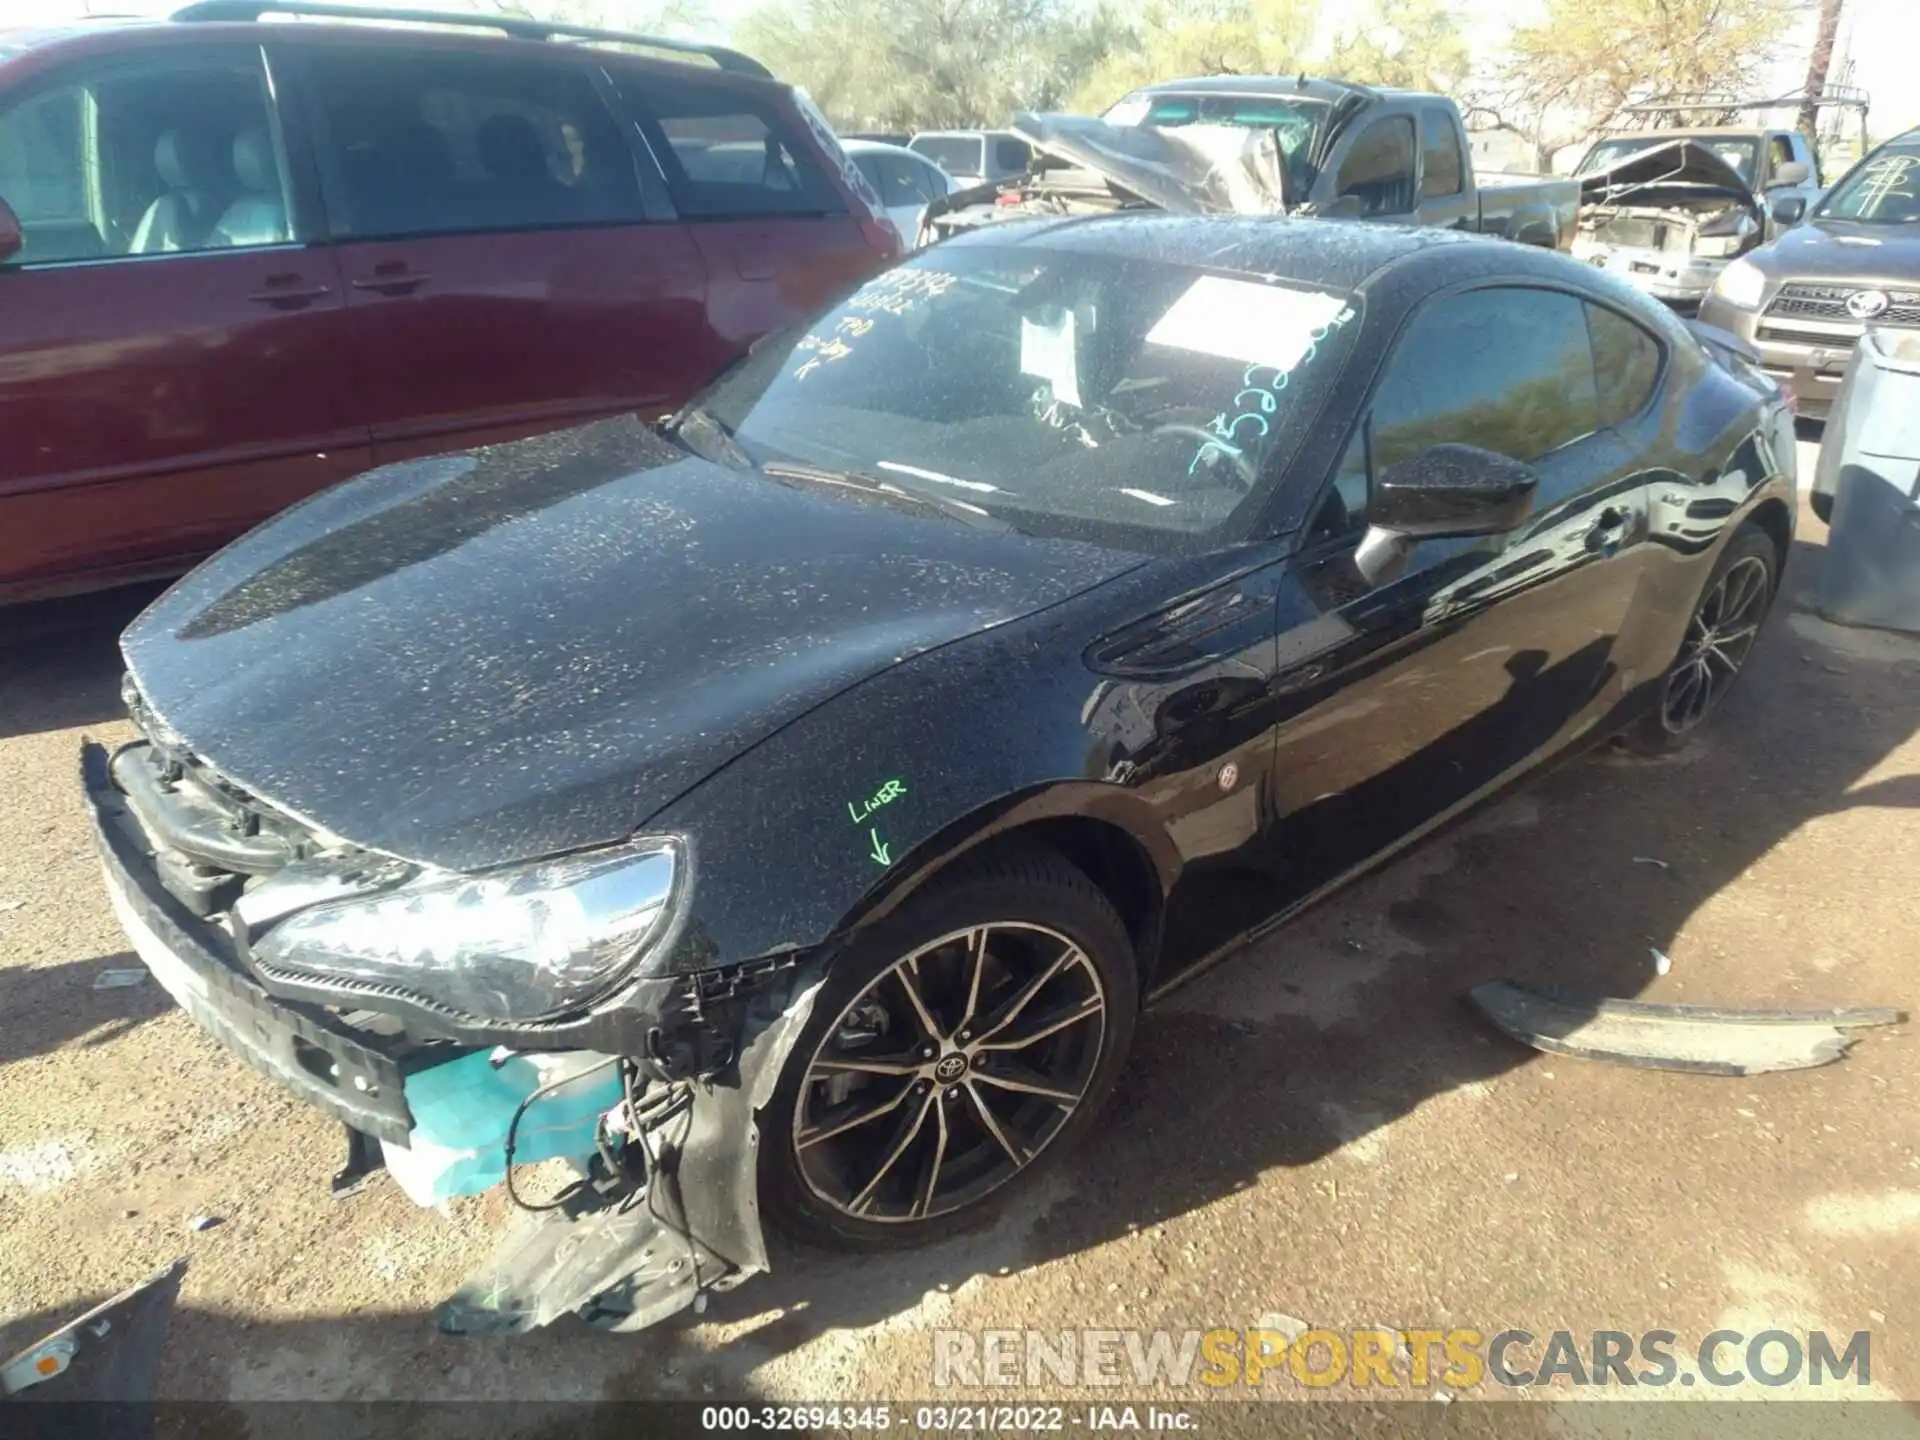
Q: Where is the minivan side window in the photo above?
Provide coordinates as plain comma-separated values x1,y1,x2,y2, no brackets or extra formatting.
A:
628,73,842,220
1370,287,1600,475
1335,116,1416,215
303,48,645,239
1420,108,1464,198
0,50,291,267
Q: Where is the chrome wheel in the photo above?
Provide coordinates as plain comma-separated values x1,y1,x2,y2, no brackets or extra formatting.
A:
1661,554,1770,734
792,923,1108,1224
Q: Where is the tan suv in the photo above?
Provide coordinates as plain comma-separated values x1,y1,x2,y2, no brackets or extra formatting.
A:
1699,125,1920,459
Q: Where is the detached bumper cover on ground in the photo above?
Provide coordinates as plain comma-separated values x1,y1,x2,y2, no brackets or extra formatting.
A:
1469,980,1904,1075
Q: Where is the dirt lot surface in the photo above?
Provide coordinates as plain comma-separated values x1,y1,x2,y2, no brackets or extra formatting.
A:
2,450,1916,1431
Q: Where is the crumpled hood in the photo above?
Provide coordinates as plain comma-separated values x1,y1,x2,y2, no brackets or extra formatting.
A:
1754,216,1920,280
1579,139,1758,215
1009,111,1288,215
122,417,1142,872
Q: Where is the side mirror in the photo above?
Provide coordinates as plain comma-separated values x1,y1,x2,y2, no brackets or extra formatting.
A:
1353,443,1539,586
0,195,22,265
1769,160,1811,188
1770,194,1807,226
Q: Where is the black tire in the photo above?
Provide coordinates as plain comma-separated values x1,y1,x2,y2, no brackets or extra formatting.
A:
1810,489,1834,525
761,841,1138,1251
1625,522,1778,755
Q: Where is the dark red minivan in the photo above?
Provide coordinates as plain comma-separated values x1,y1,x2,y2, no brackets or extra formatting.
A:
0,2,898,603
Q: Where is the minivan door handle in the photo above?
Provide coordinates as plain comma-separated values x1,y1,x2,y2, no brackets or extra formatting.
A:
350,263,432,296
248,274,332,308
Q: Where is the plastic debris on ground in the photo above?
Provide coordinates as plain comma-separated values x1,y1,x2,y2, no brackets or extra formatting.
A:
1467,979,1905,1075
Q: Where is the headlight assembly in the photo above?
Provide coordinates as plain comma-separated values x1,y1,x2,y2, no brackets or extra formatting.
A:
252,838,681,1022
1711,257,1768,310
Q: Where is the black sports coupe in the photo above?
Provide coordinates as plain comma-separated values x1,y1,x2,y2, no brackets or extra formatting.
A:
85,215,1797,1334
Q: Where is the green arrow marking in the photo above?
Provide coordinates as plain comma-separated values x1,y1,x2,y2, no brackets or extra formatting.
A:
868,829,891,867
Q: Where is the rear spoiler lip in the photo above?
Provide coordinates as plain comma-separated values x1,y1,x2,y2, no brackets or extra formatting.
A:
1687,316,1763,367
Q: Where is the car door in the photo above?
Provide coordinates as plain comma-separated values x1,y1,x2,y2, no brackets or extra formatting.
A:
1324,113,1418,222
0,42,367,600
1262,283,1654,900
287,39,715,468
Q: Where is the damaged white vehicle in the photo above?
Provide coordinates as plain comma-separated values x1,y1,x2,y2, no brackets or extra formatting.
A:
1573,139,1767,309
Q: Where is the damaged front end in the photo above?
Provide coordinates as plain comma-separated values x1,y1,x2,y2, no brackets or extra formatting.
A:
82,718,825,1336
437,969,823,1335
921,111,1288,245
1573,140,1763,306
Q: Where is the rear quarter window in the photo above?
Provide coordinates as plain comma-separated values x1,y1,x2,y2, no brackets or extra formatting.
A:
1586,303,1663,427
626,73,843,220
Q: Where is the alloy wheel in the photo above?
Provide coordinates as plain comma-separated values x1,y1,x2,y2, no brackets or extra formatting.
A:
792,923,1108,1224
1661,554,1771,734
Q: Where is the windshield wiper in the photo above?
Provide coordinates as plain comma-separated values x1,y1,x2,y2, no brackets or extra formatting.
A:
759,462,1009,530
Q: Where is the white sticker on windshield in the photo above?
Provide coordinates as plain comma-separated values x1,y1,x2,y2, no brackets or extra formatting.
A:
1021,308,1083,408
1146,276,1350,373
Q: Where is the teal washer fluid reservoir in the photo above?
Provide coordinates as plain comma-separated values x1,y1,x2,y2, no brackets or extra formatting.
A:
378,1049,623,1207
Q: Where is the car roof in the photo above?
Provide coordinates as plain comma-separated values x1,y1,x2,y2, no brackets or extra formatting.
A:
1127,74,1391,105
1599,127,1776,141
0,8,783,95
0,17,160,57
943,211,1492,288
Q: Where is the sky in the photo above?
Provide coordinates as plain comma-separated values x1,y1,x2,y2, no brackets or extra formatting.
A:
4,0,1916,141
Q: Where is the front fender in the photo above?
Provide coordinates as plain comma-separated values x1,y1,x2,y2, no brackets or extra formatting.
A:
648,603,1188,976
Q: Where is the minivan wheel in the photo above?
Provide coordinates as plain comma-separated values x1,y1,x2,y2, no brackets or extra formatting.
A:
762,844,1138,1250
1626,524,1778,755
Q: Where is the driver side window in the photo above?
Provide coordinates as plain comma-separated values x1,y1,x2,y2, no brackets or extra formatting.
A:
1305,285,1602,547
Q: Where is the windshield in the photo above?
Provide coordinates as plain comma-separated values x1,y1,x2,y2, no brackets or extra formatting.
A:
692,247,1362,551
1104,91,1328,203
1580,135,1760,186
910,134,986,178
1817,144,1920,223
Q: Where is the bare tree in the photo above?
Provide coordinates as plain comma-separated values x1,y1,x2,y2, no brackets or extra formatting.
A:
1472,0,1803,170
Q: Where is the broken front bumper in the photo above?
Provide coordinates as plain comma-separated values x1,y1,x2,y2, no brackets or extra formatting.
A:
83,738,823,1334
84,741,417,1144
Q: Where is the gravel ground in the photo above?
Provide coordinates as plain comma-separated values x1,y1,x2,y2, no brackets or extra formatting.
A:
2,446,1915,1430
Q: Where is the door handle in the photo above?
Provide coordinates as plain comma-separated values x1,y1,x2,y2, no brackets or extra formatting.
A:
350,266,431,296
247,277,331,308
